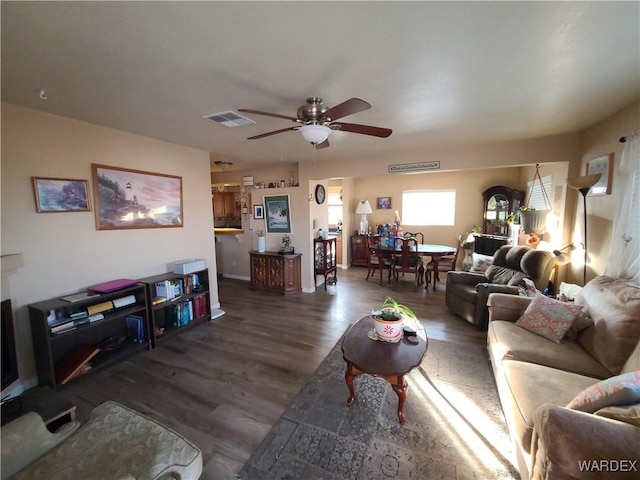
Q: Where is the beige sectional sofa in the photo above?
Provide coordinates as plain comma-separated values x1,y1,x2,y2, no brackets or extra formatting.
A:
487,276,640,479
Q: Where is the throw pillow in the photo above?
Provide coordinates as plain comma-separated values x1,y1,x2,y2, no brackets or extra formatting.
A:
515,292,583,343
594,404,640,427
518,277,538,297
470,253,494,272
567,371,640,413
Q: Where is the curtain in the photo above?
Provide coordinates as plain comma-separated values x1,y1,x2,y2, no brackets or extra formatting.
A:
604,131,640,282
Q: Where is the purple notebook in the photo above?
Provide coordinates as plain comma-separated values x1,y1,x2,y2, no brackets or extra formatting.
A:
87,278,138,294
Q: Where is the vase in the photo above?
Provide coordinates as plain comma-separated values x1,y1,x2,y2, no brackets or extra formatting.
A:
372,315,403,342
258,237,266,253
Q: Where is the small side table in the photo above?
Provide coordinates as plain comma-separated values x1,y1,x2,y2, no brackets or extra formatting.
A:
1,385,76,432
341,316,428,424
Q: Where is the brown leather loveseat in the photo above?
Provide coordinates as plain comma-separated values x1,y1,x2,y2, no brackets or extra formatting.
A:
445,245,554,329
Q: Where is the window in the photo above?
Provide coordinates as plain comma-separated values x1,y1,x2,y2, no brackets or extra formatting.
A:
402,190,456,225
328,191,342,226
526,175,552,210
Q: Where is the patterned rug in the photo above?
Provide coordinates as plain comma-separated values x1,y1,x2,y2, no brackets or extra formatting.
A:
239,335,520,479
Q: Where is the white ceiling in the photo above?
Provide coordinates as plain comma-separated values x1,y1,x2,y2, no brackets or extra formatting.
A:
2,2,639,171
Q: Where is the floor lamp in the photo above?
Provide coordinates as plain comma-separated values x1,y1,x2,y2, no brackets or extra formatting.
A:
567,174,601,285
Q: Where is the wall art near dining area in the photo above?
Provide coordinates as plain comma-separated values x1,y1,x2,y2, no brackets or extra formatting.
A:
92,164,183,230
586,153,613,196
264,194,291,234
32,177,91,213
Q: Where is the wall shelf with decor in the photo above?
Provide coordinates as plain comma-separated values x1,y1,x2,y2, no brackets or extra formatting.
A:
139,268,211,347
28,284,150,388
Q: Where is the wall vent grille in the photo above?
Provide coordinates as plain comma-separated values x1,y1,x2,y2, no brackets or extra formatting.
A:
203,111,255,127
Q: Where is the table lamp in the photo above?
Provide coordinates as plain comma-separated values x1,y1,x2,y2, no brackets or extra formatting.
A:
356,200,373,235
567,174,601,285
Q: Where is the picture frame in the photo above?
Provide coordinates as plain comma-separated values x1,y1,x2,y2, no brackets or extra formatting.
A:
377,197,392,209
92,164,183,230
586,153,613,196
264,194,291,234
253,204,264,219
243,175,254,187
32,177,91,213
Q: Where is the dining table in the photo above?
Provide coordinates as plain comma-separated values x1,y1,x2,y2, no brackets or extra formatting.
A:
376,242,457,291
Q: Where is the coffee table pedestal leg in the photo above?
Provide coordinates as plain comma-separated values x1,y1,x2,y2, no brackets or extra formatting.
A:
345,361,357,406
391,375,408,424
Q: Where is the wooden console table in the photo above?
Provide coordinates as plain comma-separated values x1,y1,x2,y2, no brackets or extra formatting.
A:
249,251,302,295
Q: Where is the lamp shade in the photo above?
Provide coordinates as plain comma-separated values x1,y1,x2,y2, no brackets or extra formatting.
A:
567,174,601,190
299,124,331,145
355,200,373,215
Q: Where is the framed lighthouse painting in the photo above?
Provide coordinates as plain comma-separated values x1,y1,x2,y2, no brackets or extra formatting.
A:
92,164,183,230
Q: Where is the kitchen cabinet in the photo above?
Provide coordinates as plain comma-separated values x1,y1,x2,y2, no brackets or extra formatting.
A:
212,192,237,217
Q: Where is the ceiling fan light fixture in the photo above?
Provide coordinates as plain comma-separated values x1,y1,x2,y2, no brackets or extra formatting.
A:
214,160,233,170
299,124,331,145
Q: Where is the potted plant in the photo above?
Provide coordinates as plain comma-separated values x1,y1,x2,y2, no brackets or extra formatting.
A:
371,297,417,342
518,206,549,234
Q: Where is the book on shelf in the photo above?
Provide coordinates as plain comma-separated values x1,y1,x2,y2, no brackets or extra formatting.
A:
126,315,145,343
155,280,183,300
61,291,99,303
51,321,76,335
87,301,114,316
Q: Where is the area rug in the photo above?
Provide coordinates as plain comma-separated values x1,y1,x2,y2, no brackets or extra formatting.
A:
239,334,520,480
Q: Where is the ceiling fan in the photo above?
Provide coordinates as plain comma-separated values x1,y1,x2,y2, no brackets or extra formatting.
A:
238,97,392,149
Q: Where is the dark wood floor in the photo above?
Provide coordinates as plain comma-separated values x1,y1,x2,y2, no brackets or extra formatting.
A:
62,266,487,479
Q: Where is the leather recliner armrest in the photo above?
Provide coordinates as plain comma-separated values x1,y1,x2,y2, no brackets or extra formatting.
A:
446,270,486,285
531,403,640,480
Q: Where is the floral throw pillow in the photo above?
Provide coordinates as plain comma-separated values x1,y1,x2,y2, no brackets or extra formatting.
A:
567,371,640,413
515,291,583,343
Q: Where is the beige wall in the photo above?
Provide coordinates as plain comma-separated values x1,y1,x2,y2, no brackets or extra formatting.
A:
564,101,640,284
1,103,217,390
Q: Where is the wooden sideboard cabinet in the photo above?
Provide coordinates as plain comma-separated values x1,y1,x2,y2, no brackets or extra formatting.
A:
249,251,302,295
351,234,369,267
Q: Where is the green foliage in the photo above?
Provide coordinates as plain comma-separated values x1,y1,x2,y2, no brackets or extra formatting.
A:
374,297,417,321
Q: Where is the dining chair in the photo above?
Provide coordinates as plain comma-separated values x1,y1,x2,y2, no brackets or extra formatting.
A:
391,237,422,291
403,232,425,280
425,234,464,287
365,234,392,284
403,232,425,244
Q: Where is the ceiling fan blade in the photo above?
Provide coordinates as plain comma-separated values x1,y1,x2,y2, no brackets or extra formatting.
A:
238,108,298,122
247,127,298,140
322,98,371,121
331,122,392,138
315,139,330,149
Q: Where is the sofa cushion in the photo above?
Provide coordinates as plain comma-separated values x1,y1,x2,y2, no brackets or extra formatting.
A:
515,292,583,343
567,371,640,413
488,320,612,379
595,404,640,427
497,360,599,454
564,311,594,340
576,276,640,375
622,341,640,374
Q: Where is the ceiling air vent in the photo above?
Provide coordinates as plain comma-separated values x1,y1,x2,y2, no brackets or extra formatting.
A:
203,111,255,127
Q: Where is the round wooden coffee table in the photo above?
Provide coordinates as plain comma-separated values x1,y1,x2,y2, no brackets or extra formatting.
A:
341,315,428,424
